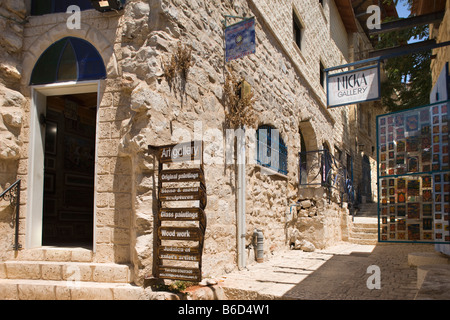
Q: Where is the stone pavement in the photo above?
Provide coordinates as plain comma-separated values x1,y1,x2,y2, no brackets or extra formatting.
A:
220,242,441,300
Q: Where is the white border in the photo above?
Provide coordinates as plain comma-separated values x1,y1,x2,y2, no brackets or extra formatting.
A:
27,80,100,250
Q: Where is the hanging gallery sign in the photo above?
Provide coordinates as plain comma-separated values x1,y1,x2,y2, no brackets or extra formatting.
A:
327,64,380,108
225,17,256,62
377,102,450,244
148,141,207,282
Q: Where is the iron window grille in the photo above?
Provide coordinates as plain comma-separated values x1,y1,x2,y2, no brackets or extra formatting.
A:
256,125,288,175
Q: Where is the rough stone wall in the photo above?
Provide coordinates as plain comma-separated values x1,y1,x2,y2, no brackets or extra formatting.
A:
430,0,450,85
117,0,362,281
0,0,380,285
0,1,26,259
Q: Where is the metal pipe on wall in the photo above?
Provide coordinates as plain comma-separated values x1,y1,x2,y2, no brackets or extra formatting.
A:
237,127,246,270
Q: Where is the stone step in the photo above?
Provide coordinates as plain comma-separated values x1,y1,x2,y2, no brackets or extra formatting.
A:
349,230,378,239
0,261,132,284
13,247,93,262
0,278,145,300
348,237,378,245
352,225,378,233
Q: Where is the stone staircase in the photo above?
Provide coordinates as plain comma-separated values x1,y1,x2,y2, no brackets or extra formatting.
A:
348,203,378,245
0,247,145,300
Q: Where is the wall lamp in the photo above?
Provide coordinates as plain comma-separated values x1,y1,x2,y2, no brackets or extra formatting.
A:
91,0,123,12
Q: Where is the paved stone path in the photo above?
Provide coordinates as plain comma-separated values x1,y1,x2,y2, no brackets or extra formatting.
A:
220,242,436,300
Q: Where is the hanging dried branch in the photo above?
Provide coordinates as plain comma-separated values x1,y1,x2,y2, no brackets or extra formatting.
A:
162,41,193,85
223,68,257,128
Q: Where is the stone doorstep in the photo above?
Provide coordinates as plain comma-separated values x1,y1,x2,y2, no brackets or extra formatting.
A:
0,279,145,300
1,261,132,283
13,247,93,262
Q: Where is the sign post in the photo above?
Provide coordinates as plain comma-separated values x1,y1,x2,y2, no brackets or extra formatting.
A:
149,141,207,283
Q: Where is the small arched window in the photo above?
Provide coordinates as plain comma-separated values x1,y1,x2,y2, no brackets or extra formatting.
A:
30,37,106,85
256,125,288,175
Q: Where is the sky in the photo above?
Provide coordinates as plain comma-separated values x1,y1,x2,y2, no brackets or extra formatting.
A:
396,1,411,18
395,0,425,43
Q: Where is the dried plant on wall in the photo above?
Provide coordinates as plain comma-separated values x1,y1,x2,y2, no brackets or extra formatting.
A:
223,67,256,128
162,41,193,87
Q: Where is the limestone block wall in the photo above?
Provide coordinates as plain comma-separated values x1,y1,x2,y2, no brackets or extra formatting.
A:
0,1,26,260
0,0,380,285
117,0,363,281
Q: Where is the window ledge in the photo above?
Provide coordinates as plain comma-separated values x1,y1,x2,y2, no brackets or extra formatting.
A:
292,41,307,64
254,164,288,180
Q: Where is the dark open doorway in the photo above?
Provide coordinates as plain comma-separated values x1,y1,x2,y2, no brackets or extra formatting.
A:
42,92,97,248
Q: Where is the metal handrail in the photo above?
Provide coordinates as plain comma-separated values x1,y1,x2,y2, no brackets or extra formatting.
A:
0,179,22,250
299,150,354,205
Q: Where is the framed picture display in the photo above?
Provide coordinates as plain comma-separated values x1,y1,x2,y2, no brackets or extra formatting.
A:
377,102,450,244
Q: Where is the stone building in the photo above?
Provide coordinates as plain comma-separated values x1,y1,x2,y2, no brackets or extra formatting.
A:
411,0,450,256
0,0,392,298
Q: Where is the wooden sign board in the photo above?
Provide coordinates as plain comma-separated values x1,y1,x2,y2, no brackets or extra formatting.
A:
159,207,206,224
158,227,203,241
158,266,201,282
159,252,201,262
152,140,206,282
158,141,203,163
160,168,205,184
159,186,207,207
159,245,201,255
159,186,205,197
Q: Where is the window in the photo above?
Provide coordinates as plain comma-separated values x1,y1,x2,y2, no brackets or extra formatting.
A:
31,0,126,15
30,37,106,85
346,153,353,181
257,125,288,175
299,130,307,184
320,61,326,88
293,11,303,50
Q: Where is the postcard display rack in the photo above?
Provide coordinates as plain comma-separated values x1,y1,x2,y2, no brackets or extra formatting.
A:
377,102,450,243
152,141,207,282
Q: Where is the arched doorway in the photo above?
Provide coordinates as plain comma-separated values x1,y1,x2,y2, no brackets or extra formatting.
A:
27,37,106,248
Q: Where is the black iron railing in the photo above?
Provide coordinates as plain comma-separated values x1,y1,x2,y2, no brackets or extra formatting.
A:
299,150,354,205
0,179,22,250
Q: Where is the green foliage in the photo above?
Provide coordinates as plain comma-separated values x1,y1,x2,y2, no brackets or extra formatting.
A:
375,0,432,112
154,280,195,294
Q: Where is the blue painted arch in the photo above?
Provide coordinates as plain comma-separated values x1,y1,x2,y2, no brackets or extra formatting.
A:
30,37,106,86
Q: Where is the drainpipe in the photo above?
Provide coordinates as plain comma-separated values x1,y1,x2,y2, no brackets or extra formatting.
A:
237,126,246,270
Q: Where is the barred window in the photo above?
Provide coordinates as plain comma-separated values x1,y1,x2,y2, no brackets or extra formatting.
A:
256,125,288,175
